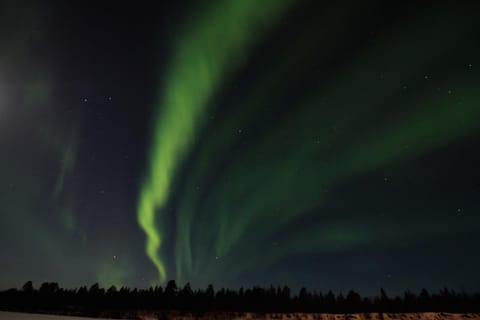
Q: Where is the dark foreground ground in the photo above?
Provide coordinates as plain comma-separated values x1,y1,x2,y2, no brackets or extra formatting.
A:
1,311,480,320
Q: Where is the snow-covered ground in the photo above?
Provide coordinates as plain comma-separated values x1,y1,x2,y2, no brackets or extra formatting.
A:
1,311,479,320
0,312,120,320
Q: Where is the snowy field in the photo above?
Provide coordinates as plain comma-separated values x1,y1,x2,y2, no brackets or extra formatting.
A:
0,312,118,320
1,311,480,320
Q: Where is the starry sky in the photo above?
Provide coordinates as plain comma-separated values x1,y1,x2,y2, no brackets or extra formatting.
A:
1,0,480,295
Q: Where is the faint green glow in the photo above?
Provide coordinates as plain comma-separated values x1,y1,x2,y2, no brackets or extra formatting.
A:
53,135,77,199
138,0,294,283
97,259,130,289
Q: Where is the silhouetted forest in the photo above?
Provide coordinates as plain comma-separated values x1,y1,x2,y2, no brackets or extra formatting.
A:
1,281,479,316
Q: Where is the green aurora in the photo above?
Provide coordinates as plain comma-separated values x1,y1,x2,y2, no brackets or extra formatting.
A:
139,1,480,285
137,0,295,284
1,0,480,292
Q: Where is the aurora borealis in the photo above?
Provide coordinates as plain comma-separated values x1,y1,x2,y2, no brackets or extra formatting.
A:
138,0,294,284
1,0,480,294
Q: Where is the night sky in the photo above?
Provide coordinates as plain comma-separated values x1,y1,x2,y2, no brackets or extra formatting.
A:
1,0,480,295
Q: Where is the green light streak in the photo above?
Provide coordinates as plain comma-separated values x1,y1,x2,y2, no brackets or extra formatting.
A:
138,0,294,283
138,188,166,283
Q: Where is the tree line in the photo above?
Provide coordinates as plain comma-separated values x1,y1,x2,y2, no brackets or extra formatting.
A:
1,280,479,316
